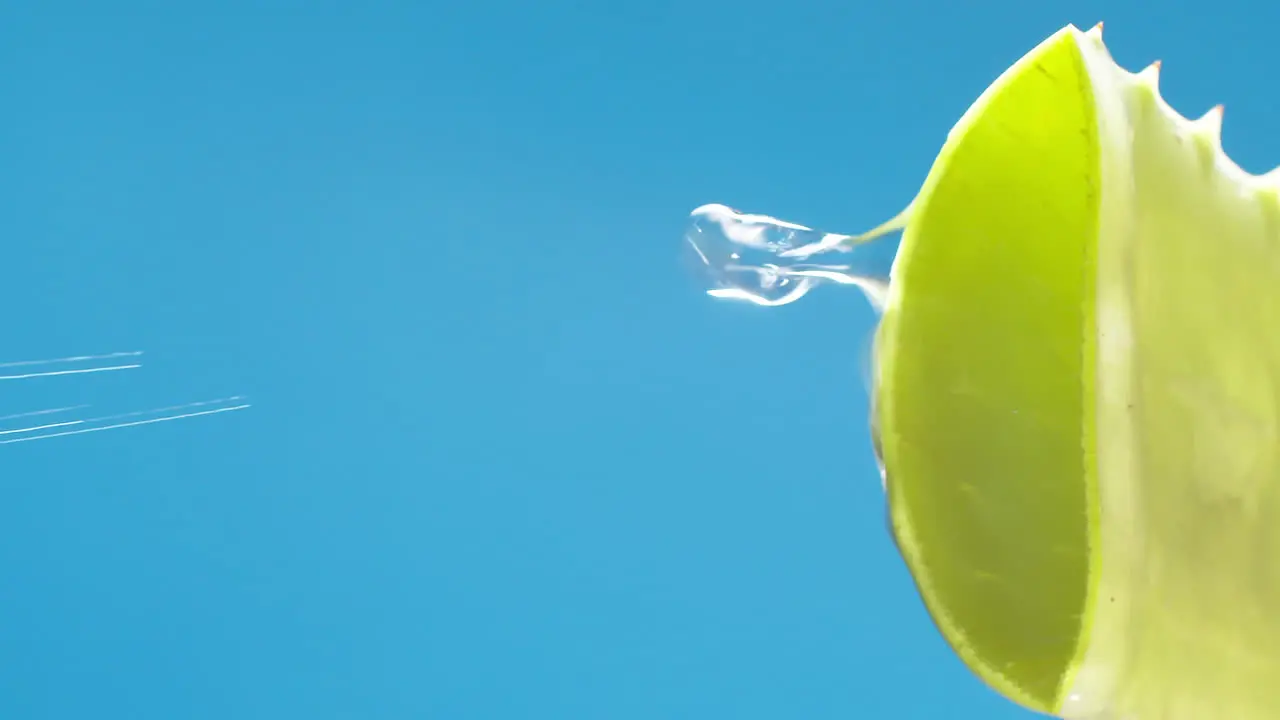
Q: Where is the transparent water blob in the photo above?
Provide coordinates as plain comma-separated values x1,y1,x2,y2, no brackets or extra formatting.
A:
682,203,908,312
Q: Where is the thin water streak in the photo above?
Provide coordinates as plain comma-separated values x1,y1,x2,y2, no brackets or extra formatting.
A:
0,350,248,447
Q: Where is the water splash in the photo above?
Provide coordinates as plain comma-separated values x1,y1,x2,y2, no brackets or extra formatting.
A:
682,202,908,495
682,203,909,311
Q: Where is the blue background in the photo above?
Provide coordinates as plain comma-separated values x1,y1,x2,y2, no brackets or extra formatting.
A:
2,2,1277,718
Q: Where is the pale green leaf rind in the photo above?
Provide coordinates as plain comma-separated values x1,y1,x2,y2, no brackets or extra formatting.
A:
1061,30,1280,719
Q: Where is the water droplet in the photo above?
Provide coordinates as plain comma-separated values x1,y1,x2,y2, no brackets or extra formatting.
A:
682,203,907,312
